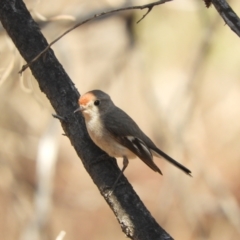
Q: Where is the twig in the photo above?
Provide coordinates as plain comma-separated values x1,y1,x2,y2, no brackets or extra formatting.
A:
19,0,172,74
52,113,67,122
137,6,154,23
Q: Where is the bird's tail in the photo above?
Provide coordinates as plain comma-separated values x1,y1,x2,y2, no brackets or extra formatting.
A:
151,147,192,176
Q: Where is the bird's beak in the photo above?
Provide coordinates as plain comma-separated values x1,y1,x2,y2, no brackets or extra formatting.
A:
74,106,83,113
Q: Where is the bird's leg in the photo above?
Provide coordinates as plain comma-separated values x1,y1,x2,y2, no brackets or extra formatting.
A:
109,156,129,195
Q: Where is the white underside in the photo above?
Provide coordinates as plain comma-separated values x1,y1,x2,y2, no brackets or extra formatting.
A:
85,113,136,159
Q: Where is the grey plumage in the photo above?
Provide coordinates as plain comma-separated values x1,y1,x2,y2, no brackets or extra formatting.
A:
91,90,191,176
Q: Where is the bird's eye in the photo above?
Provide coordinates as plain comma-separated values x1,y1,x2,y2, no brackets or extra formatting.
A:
94,100,100,106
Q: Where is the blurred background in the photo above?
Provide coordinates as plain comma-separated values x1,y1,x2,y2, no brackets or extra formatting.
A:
1,0,240,239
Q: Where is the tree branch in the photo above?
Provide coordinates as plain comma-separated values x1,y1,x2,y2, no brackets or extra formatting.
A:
19,0,172,73
209,0,240,37
0,0,173,239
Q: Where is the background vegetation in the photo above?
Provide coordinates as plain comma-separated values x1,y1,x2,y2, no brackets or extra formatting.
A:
1,0,240,239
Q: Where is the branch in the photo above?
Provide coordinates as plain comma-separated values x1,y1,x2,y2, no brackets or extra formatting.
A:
0,0,173,239
208,0,240,37
19,0,172,73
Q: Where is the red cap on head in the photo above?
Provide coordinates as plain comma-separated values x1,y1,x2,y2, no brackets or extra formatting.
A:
79,92,95,106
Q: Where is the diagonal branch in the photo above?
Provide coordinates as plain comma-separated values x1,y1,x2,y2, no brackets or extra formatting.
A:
207,0,240,37
0,0,173,239
19,0,172,73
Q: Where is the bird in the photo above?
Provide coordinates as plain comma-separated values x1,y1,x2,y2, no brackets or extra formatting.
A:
74,90,191,192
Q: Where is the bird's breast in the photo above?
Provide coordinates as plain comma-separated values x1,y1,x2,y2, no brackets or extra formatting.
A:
85,116,135,159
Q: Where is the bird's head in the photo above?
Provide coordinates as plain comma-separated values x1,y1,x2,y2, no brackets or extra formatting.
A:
74,90,114,120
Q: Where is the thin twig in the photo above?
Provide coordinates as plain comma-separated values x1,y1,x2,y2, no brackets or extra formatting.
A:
137,6,154,23
19,0,172,74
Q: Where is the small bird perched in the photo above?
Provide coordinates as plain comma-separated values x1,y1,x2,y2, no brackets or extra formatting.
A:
75,90,191,191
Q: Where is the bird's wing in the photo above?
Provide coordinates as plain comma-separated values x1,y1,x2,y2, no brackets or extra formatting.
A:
102,106,192,176
102,107,162,174
121,136,162,174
